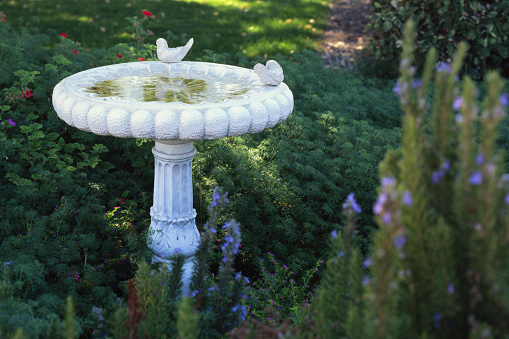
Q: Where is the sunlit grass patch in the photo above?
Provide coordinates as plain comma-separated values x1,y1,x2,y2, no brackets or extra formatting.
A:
3,0,329,57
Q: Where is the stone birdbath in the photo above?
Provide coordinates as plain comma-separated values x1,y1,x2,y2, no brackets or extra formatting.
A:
51,39,293,291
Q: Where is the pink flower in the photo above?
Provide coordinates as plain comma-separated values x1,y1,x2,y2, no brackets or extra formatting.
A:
60,32,68,38
142,10,152,17
137,57,145,61
117,53,123,58
8,119,15,126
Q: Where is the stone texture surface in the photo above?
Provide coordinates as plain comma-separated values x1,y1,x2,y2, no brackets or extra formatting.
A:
52,61,293,140
254,60,284,86
149,140,200,294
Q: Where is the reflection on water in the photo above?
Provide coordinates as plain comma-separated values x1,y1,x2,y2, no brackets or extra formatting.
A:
85,75,249,104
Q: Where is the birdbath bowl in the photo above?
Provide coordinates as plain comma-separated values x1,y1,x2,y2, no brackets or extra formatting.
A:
52,59,293,291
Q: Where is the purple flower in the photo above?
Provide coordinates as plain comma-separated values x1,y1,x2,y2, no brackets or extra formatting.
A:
338,250,344,258
476,154,484,165
456,113,464,123
381,177,396,188
505,193,509,205
432,170,445,184
210,227,216,233
192,290,199,297
392,82,402,96
453,97,463,110
403,191,412,206
500,93,508,107
383,212,391,225
4,261,12,266
373,192,387,215
434,313,442,328
343,192,362,213
362,276,370,286
436,62,452,73
469,171,483,185
8,119,15,126
447,283,455,294
412,79,422,89
211,186,220,207
363,258,372,268
393,234,406,249
331,229,338,238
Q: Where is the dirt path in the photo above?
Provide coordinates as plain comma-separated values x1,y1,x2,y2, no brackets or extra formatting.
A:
320,0,371,69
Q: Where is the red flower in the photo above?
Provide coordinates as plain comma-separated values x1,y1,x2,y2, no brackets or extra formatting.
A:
142,10,152,17
71,49,79,55
120,198,125,205
60,32,68,38
117,53,123,58
25,90,33,99
2,17,6,22
137,57,145,61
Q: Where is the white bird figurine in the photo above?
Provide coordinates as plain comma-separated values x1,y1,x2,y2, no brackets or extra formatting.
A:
254,60,284,86
156,38,194,63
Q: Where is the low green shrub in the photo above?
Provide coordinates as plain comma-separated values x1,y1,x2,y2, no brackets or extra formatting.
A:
243,252,321,326
1,15,404,335
367,0,509,79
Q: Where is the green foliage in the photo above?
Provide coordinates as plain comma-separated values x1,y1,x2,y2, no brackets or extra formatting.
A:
100,188,246,338
315,200,364,339
0,15,403,337
2,0,329,58
0,20,156,336
177,297,199,339
192,50,401,282
315,20,509,338
244,252,321,326
367,0,509,79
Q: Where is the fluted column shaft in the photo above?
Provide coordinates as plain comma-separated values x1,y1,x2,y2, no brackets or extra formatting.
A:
148,140,200,293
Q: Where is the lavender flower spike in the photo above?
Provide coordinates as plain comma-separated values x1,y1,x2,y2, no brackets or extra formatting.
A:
403,191,412,206
436,62,452,73
343,192,362,213
469,171,483,185
500,93,508,107
453,97,463,111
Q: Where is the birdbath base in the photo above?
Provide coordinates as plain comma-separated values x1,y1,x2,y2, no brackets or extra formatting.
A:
148,140,200,293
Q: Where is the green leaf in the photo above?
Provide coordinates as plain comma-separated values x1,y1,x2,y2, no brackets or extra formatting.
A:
52,54,72,66
468,67,481,80
383,20,392,32
92,144,108,153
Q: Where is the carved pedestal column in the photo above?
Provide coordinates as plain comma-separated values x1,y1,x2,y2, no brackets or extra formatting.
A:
148,140,200,293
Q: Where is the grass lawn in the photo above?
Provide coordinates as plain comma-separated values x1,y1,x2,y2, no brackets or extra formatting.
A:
2,0,330,58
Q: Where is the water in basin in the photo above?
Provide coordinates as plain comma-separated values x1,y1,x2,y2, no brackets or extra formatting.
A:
85,75,249,104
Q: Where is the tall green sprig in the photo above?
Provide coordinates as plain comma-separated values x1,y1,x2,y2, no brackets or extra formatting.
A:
369,19,509,338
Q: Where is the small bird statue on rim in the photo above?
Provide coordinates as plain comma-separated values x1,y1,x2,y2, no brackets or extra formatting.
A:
156,38,194,63
254,60,284,86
